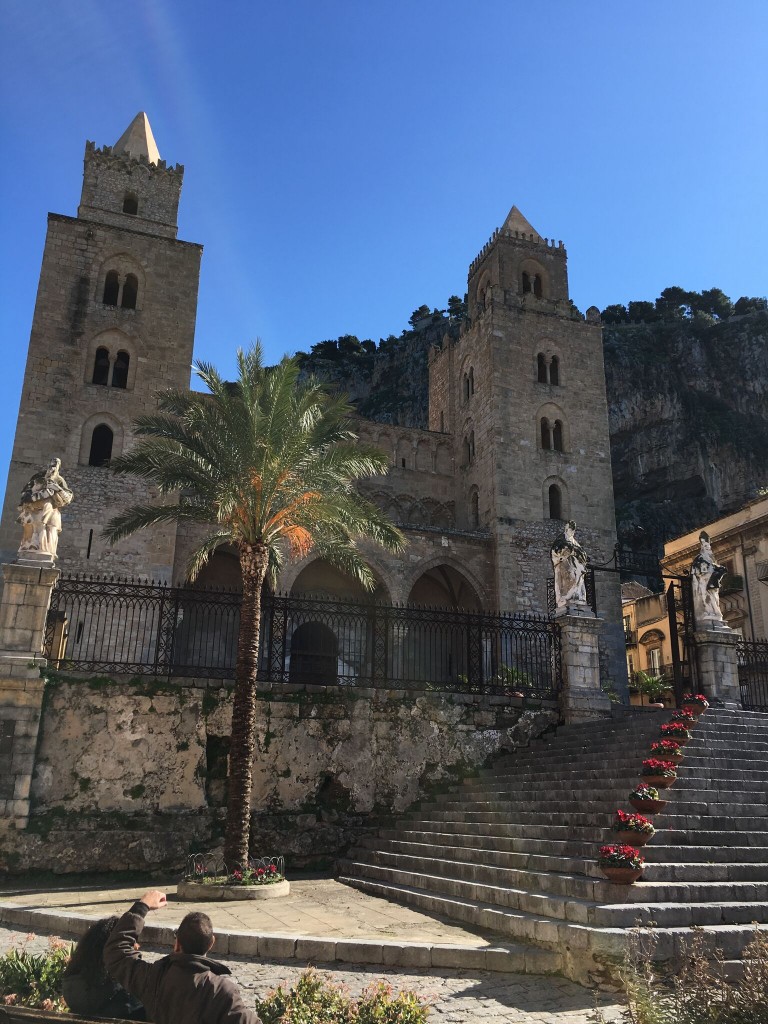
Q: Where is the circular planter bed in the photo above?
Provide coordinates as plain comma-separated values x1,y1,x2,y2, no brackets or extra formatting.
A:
630,796,667,813
177,879,290,901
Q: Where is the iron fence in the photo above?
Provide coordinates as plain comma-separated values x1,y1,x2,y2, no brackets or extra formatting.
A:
44,574,562,699
738,637,768,711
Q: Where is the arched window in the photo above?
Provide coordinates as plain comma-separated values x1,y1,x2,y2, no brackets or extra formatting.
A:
540,418,551,450
537,353,547,383
463,436,471,466
103,270,119,306
471,490,480,528
534,274,543,298
121,274,138,310
88,424,114,467
548,484,562,520
522,271,531,294
463,374,470,402
468,367,475,396
549,355,560,386
122,192,138,215
289,622,338,686
469,431,475,461
92,347,110,386
553,420,564,452
112,350,130,389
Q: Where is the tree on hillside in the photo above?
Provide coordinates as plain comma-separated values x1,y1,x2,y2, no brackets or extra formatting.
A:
103,345,404,866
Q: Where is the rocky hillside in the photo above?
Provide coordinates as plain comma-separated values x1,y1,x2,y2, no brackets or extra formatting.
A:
295,304,768,551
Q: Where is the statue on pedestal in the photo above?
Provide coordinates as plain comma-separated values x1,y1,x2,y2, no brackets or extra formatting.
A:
17,458,74,560
551,520,589,610
690,531,728,626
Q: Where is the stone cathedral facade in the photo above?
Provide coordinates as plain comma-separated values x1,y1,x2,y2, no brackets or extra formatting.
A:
0,114,625,686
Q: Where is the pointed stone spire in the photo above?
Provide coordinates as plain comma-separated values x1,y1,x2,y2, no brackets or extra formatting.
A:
502,205,542,240
113,112,161,164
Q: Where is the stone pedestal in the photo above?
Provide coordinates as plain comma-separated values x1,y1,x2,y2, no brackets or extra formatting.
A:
695,625,741,705
0,562,59,830
556,608,612,723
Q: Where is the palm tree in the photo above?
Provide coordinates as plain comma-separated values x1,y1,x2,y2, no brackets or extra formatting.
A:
104,344,404,866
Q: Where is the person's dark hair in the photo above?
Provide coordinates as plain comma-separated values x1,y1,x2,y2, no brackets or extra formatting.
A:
63,916,119,983
176,912,214,955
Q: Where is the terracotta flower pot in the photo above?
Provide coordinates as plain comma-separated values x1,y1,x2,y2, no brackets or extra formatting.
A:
613,829,653,846
600,866,643,884
662,733,690,745
640,773,676,788
629,796,667,813
682,703,706,717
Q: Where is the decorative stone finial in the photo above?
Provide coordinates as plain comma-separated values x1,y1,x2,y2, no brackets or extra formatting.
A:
17,458,74,564
690,530,728,628
550,520,590,612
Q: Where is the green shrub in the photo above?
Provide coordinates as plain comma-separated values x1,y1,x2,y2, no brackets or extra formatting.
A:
256,969,429,1023
0,936,72,1011
590,927,768,1024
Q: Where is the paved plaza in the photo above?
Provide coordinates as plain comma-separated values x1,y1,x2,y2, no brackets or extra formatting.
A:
0,880,626,1022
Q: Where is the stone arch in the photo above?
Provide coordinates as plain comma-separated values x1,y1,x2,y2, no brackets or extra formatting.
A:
79,412,124,466
475,269,492,313
402,555,488,611
542,476,569,520
519,258,549,299
280,555,392,604
415,438,433,472
377,431,394,464
536,403,570,452
192,544,242,589
469,486,480,528
435,442,452,475
639,628,665,646
407,563,482,611
84,329,140,390
396,435,412,470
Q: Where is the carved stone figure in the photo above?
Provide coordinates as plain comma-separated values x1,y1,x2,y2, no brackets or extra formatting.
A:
690,530,728,625
551,520,589,609
17,458,74,559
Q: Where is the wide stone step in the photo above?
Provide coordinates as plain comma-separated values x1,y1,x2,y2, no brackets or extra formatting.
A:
396,814,768,838
352,838,768,883
428,788,768,811
340,874,768,966
346,849,768,907
378,828,768,860
341,858,768,928
402,808,768,829
485,756,768,775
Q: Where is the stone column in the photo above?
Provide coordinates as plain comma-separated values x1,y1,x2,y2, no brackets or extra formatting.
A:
0,562,59,829
556,604,612,723
694,625,741,706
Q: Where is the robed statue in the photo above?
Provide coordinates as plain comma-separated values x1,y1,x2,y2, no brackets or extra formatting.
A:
17,458,74,560
551,520,589,610
690,531,728,625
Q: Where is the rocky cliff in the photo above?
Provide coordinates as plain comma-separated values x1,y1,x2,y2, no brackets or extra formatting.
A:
296,309,768,550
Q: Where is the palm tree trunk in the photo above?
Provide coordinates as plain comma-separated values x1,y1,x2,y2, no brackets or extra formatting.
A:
224,542,268,868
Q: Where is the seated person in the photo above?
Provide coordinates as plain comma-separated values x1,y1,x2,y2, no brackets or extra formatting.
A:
62,916,146,1020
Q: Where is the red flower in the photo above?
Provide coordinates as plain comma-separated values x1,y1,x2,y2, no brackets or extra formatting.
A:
613,810,654,833
233,869,243,881
257,867,265,875
269,864,277,872
682,693,709,707
651,740,682,753
661,722,691,736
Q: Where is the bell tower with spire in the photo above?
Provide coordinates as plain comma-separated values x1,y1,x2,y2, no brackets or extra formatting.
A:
428,204,623,679
0,114,203,579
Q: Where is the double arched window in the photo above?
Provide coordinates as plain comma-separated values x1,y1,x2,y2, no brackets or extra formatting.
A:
540,417,565,452
522,271,543,298
103,271,139,309
537,353,560,385
91,346,131,389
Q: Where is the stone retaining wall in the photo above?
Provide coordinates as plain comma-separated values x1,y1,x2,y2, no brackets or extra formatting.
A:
0,673,558,875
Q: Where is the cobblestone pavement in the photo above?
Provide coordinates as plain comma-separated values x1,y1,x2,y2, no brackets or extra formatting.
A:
1,925,625,1023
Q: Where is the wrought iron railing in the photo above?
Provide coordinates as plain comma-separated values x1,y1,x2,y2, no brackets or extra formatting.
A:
738,637,768,711
44,574,562,699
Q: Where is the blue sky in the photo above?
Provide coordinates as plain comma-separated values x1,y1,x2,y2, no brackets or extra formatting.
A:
1,1,767,490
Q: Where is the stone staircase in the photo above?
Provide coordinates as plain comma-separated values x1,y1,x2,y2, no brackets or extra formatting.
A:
339,707,768,985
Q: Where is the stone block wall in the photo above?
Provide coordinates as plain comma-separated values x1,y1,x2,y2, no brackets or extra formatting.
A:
0,674,558,874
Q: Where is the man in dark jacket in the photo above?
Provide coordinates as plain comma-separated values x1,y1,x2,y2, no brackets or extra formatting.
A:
104,889,262,1024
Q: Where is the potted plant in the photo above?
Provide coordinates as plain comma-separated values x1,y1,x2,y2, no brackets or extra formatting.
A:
597,844,645,884
660,721,692,744
634,670,667,708
611,809,656,846
681,692,709,717
629,784,668,813
640,758,678,788
671,707,697,726
650,739,684,763
178,854,290,900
